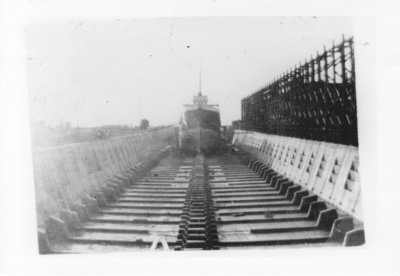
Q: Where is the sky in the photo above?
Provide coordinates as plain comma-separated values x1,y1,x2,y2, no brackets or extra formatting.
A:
26,17,353,127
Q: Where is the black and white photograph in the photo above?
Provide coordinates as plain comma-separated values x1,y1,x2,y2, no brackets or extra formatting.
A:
26,16,364,253
0,0,397,275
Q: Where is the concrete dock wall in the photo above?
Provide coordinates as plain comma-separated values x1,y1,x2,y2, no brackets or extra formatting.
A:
32,127,176,227
232,130,363,221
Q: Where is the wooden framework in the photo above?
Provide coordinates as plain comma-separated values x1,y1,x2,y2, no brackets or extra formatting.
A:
241,36,358,146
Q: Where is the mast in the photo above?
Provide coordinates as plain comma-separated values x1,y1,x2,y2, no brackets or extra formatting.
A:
199,70,202,96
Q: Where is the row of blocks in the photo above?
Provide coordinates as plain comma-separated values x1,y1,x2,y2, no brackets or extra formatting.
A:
176,156,219,249
33,130,176,230
37,147,172,254
234,132,365,245
233,131,362,220
232,145,365,246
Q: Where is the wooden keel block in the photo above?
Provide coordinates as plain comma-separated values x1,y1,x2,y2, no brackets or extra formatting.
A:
69,203,90,221
258,164,269,176
82,195,100,215
316,208,338,231
92,191,107,207
329,217,354,242
253,160,263,171
45,216,69,242
270,175,283,187
107,181,124,194
115,174,129,184
285,185,302,200
37,229,52,254
109,178,126,191
343,228,365,246
101,186,119,202
299,195,318,212
262,168,274,180
249,158,258,168
292,190,309,205
59,209,81,231
277,180,292,194
307,201,328,220
121,172,136,185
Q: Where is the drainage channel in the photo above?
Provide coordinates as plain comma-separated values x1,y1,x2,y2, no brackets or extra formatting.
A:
175,154,219,250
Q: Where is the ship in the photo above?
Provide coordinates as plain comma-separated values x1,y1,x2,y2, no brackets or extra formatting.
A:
179,79,221,155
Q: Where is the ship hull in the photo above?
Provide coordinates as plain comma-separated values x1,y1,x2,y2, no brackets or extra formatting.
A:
180,127,221,155
179,108,221,155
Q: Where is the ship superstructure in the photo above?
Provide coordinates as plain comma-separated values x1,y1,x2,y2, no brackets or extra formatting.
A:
179,79,221,155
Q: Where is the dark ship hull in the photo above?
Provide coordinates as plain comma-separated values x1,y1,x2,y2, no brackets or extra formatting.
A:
179,98,221,155
180,126,221,155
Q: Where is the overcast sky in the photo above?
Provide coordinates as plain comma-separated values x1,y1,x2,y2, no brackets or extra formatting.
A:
26,17,353,127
